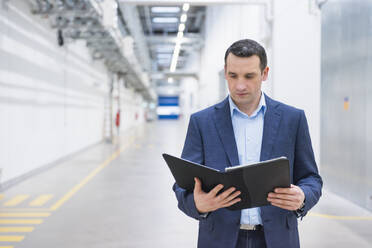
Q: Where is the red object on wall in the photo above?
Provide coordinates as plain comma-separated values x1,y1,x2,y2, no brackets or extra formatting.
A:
135,112,138,120
115,110,120,127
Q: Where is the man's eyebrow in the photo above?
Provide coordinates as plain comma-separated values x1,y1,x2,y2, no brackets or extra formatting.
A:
228,72,236,75
244,72,257,76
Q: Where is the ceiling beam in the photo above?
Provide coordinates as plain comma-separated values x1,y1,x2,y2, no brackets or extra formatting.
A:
164,71,199,79
118,0,268,6
151,71,199,80
147,35,203,45
119,0,273,21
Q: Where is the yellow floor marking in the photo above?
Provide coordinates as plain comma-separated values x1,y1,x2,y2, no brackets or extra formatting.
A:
0,208,50,212
310,212,372,220
0,236,24,242
0,136,137,247
3,195,29,207
0,227,34,232
135,144,140,148
0,212,50,217
50,137,134,211
0,219,43,224
29,195,54,207
0,195,4,201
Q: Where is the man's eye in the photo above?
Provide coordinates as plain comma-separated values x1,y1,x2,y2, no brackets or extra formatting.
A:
230,75,237,78
245,75,253,79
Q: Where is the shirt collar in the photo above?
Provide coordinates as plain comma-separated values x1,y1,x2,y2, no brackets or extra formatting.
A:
228,91,266,118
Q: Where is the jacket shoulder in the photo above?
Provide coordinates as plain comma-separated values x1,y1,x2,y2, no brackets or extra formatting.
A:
268,96,304,116
190,100,225,120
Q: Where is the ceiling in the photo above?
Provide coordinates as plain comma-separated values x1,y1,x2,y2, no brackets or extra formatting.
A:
136,5,205,74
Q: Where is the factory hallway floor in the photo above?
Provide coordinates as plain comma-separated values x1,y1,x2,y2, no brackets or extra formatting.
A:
0,120,371,248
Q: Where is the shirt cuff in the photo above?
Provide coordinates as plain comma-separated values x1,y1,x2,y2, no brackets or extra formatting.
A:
199,212,209,219
294,199,306,219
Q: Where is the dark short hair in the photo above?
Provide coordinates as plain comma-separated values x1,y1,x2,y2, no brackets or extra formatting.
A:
224,39,267,72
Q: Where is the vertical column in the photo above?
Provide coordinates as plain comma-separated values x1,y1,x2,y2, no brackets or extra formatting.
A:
104,73,114,143
271,0,321,164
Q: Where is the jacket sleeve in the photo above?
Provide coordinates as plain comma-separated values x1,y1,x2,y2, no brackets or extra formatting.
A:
172,114,205,220
293,110,323,217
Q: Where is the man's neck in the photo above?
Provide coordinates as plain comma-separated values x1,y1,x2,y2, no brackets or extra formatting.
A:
234,93,262,117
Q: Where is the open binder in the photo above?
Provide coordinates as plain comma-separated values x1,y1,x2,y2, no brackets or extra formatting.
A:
163,153,290,210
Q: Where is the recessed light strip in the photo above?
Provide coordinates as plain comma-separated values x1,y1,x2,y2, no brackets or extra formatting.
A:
169,3,190,73
183,3,190,12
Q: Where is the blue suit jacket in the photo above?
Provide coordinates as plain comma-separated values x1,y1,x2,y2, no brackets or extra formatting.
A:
173,95,323,248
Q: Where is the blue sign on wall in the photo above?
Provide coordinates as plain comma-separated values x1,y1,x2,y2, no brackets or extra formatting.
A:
158,96,180,119
158,96,179,106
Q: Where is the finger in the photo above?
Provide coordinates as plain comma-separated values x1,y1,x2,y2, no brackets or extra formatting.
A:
267,197,297,208
209,184,224,196
268,196,303,210
217,187,237,200
268,193,298,201
274,187,293,194
290,184,301,190
292,185,305,197
221,198,241,208
194,177,202,194
222,191,241,205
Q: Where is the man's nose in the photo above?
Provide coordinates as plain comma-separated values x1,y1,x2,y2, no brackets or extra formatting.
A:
235,81,247,91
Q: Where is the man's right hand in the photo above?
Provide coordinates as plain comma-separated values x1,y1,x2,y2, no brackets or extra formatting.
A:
193,177,241,214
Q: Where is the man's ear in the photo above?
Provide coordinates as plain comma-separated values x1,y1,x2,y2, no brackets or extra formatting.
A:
262,67,269,81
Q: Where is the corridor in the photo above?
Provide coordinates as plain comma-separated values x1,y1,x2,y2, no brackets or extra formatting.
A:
0,121,371,248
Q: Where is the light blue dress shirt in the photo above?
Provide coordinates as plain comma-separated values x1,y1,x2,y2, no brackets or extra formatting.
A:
228,92,266,225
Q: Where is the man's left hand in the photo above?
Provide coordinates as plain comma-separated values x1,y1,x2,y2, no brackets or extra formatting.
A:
267,184,305,211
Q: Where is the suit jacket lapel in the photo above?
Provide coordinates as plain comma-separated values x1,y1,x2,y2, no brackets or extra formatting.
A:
260,94,282,161
213,97,240,167
213,94,282,166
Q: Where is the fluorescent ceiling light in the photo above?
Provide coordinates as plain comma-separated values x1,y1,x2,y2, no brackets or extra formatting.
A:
170,49,180,72
177,31,184,39
168,77,174,83
151,6,180,13
152,17,179,23
183,3,190,12
180,14,187,23
174,44,181,54
178,23,185,32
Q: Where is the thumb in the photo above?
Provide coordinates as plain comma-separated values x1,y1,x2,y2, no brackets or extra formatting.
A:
194,177,202,193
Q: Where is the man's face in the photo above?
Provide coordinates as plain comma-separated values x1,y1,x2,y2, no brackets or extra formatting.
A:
224,53,269,109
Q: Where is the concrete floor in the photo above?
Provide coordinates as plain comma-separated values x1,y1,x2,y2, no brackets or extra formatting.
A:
0,120,372,248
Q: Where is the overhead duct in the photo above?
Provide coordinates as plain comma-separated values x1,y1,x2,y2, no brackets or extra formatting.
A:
29,0,155,101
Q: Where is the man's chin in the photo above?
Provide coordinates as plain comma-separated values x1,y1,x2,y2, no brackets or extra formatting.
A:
232,95,251,103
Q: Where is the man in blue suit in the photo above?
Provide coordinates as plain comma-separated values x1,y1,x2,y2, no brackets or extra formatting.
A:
173,39,322,248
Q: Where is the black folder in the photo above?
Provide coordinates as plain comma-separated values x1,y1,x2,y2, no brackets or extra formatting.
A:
163,153,290,211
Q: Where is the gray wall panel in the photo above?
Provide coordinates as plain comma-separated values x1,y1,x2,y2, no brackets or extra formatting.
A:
321,0,372,210
365,3,372,210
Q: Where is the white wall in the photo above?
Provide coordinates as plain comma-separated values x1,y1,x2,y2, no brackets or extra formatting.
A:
179,49,200,119
0,1,145,184
271,0,321,164
115,77,146,133
197,4,267,109
191,2,321,164
180,77,198,119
